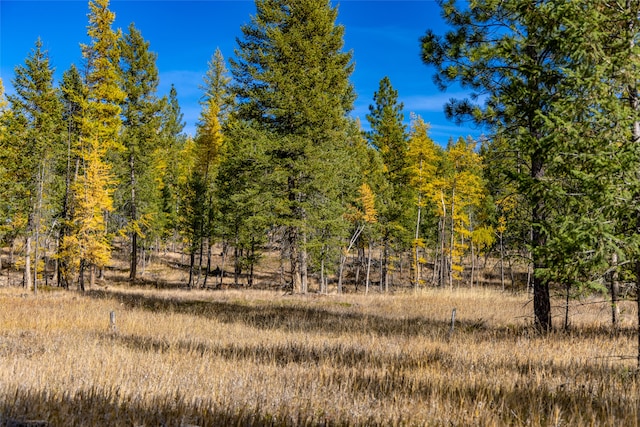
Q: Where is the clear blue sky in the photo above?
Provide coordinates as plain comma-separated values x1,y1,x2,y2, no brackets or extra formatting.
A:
0,0,484,146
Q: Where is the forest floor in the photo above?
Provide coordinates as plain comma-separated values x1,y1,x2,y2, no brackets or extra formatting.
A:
0,247,638,426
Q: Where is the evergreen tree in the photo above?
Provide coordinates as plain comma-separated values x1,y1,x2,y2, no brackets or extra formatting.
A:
202,48,234,124
231,0,355,293
183,49,231,288
0,79,11,274
479,135,527,290
421,0,574,330
188,97,224,288
118,23,163,282
157,84,187,243
216,121,274,288
57,64,86,288
366,76,412,291
4,39,64,294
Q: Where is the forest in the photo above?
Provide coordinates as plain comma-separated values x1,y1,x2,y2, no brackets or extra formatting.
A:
2,0,640,424
1,0,640,338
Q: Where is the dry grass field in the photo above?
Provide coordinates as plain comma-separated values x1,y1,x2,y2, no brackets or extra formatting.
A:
0,275,638,426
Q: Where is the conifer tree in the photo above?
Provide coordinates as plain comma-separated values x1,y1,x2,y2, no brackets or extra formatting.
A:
216,121,274,288
422,0,574,330
188,97,224,288
157,84,187,243
366,76,412,291
4,39,64,294
118,23,163,282
0,79,10,274
62,0,125,290
58,65,86,288
184,49,230,288
231,0,355,293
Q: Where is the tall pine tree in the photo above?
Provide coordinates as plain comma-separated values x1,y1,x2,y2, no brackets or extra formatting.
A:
231,0,355,293
118,23,163,282
422,0,574,330
366,76,412,292
5,39,64,294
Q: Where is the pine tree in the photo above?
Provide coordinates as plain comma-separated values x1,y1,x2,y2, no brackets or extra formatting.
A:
366,76,412,292
216,121,274,288
118,23,163,282
422,0,575,330
188,97,224,288
4,39,64,294
183,49,231,288
157,84,187,243
63,0,125,290
58,65,86,288
0,79,10,274
231,0,355,293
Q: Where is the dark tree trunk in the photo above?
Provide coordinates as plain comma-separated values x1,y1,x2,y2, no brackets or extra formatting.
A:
129,153,138,282
188,249,195,289
532,152,551,332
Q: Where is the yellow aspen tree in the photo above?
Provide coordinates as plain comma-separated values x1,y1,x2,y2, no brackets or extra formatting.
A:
406,114,440,289
63,0,125,290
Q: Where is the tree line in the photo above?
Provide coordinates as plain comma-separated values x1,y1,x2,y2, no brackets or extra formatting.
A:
1,0,640,338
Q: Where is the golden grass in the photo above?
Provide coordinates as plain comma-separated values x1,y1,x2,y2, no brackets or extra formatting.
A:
0,285,637,426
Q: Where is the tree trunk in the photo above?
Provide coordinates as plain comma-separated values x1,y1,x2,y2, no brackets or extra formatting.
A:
320,258,326,294
470,238,476,287
564,281,571,331
300,232,308,294
248,240,256,287
188,249,196,289
129,153,138,282
381,239,388,292
203,240,212,289
196,237,204,288
532,154,551,332
365,242,372,295
234,244,240,287
449,187,455,289
439,192,447,287
499,232,505,291
355,246,363,291
610,253,620,330
288,226,300,293
89,264,96,288
338,225,364,294
219,242,228,288
78,259,85,292
24,234,32,290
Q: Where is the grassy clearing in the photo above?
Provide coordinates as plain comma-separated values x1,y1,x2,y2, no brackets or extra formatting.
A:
0,285,637,426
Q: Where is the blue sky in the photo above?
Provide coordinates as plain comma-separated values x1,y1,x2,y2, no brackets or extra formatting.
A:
0,0,485,146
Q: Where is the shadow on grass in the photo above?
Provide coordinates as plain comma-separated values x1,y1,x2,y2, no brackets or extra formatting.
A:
86,288,488,340
87,288,637,342
0,386,348,427
2,366,635,426
109,332,447,370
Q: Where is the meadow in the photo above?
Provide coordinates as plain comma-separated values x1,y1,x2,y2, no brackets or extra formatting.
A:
0,277,638,426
